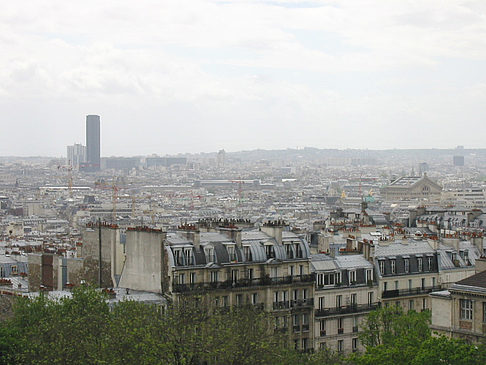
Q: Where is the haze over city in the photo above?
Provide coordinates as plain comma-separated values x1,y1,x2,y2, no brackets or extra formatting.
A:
1,0,486,156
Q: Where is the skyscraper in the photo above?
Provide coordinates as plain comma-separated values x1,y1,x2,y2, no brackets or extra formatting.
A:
86,115,101,171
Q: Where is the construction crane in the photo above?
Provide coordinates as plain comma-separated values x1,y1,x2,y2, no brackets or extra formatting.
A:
94,180,119,222
57,164,73,198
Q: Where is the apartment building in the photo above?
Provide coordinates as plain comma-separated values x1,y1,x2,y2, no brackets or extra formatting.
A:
312,254,378,353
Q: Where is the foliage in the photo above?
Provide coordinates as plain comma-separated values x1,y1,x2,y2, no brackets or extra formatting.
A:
350,305,486,365
2,290,486,365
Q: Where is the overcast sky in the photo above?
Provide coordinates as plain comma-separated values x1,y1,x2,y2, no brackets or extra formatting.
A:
1,0,486,157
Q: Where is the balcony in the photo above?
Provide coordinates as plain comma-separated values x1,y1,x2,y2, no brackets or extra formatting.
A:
315,303,379,317
352,326,358,333
173,274,315,293
382,286,442,299
320,330,326,337
293,325,300,333
291,298,314,308
273,301,291,310
302,324,310,332
338,328,344,334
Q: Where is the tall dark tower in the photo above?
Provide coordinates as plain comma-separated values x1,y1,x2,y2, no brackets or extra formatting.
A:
86,115,101,171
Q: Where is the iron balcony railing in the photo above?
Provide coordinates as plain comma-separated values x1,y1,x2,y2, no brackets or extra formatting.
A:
273,298,314,310
382,285,442,299
173,274,315,293
315,302,380,317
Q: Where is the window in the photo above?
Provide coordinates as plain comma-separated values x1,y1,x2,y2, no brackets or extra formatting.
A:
460,299,473,320
320,342,327,350
427,257,432,271
265,244,275,258
274,291,279,303
352,338,358,352
205,248,215,263
222,296,229,307
285,244,294,259
421,278,425,290
409,300,414,311
319,272,336,286
432,277,436,288
417,257,423,272
210,271,219,283
227,245,236,261
247,268,254,280
296,244,303,258
302,313,309,326
408,279,412,290
394,280,399,290
184,249,193,265
366,269,373,282
390,260,396,274
351,293,357,306
319,297,325,309
302,338,308,351
293,314,300,326
483,302,486,323
271,267,278,278
368,292,374,305
337,317,343,332
231,269,239,283
244,246,252,261
236,294,243,306
422,298,427,310
384,282,388,292
303,289,308,300
336,295,342,308
251,293,258,305
190,272,196,284
336,272,342,284
337,340,344,353
379,260,385,275
404,258,409,273
293,289,299,301
320,319,326,333
349,270,356,284
289,265,294,277
178,273,185,284
299,265,304,276
174,249,183,265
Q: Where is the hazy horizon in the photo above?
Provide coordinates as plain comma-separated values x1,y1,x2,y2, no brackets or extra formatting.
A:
1,1,485,156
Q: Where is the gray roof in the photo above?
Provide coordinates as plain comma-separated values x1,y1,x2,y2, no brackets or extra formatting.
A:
374,240,435,257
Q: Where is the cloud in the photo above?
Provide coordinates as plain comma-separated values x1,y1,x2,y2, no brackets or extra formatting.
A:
1,0,486,155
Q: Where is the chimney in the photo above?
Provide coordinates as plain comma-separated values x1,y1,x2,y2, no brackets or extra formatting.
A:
475,257,486,274
220,227,242,248
188,230,200,250
318,234,331,253
261,221,284,245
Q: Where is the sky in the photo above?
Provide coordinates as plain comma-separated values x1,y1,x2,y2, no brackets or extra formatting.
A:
1,0,486,157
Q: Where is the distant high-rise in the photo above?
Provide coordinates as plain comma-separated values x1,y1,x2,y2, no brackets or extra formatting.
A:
67,143,86,169
86,115,101,171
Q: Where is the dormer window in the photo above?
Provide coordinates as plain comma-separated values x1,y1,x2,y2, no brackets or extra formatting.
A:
265,244,275,259
244,246,253,261
205,247,215,263
184,249,194,265
417,257,423,272
227,245,237,262
390,260,396,274
295,243,303,258
174,249,183,266
379,260,385,275
285,243,294,259
404,258,410,273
